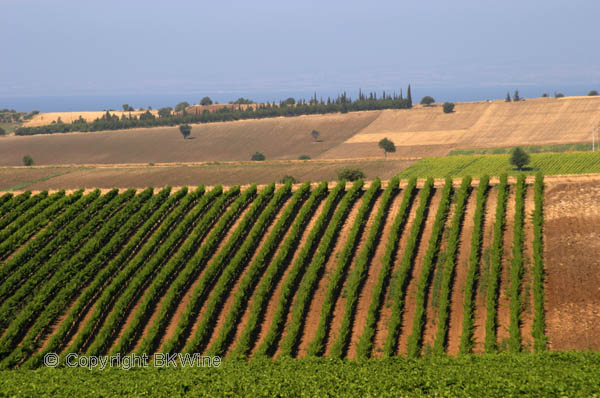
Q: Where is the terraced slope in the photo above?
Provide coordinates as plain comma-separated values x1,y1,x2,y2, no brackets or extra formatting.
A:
0,175,597,368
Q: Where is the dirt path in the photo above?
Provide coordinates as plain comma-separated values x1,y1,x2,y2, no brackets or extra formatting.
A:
445,190,477,355
472,186,499,353
346,190,400,359
496,185,515,350
520,185,536,351
370,188,420,358
420,192,457,354
154,198,254,352
203,196,293,353
250,196,329,356
396,188,442,356
295,193,366,357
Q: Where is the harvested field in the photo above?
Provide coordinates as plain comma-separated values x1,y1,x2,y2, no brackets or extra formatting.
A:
0,159,414,191
338,96,600,157
0,112,380,166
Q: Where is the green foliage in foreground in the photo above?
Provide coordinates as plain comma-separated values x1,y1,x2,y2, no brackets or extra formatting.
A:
400,152,600,178
1,353,599,397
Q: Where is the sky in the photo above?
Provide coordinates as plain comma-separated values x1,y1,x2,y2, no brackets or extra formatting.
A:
1,0,599,110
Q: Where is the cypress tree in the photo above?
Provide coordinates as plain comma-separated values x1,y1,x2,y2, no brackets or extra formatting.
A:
513,89,520,102
505,92,512,102
407,85,413,108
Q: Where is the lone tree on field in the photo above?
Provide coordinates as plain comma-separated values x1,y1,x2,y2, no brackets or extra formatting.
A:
200,96,213,106
420,96,435,106
443,102,455,113
23,155,34,166
251,152,266,161
510,147,530,170
505,92,512,102
179,124,191,139
588,90,598,96
378,137,396,158
311,129,320,142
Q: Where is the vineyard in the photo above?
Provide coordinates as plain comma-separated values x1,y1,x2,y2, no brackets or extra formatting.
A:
0,172,552,369
399,152,600,178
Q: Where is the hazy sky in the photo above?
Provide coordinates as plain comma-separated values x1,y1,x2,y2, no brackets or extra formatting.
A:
2,0,599,101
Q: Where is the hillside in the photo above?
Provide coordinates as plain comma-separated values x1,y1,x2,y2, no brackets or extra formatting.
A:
1,96,599,167
323,96,600,158
0,112,380,166
0,174,596,369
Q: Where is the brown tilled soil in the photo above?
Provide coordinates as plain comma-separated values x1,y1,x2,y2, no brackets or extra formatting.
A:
296,193,366,357
371,187,420,358
496,185,515,350
221,192,310,357
446,189,478,355
396,188,442,355
322,192,382,357
250,193,330,356
0,160,414,191
472,186,499,353
420,192,458,354
275,190,363,358
203,196,293,353
156,194,255,351
544,180,600,350
346,190,400,359
1,111,380,166
520,185,536,351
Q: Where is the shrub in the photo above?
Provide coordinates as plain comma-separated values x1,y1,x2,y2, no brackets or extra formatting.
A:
510,147,530,170
420,96,435,106
541,93,549,98
179,124,191,139
251,152,266,161
22,155,34,166
443,102,455,113
554,92,565,98
337,168,365,181
280,175,297,184
298,155,311,160
311,130,320,141
588,90,598,96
